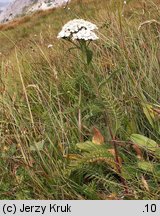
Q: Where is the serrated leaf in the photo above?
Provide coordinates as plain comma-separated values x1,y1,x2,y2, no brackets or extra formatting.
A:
130,134,158,152
71,149,115,169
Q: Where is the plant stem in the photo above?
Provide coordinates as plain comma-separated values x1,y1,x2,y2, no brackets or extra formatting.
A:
108,126,129,195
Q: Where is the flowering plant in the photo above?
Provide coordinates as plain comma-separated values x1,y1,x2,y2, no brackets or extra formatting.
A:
57,19,99,64
57,19,99,41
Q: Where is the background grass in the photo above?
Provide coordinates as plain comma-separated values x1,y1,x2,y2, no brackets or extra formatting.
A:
0,0,160,199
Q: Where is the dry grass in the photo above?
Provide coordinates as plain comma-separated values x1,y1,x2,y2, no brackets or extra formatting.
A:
0,0,160,200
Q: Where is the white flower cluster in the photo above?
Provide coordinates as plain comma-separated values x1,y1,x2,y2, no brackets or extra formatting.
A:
57,19,99,41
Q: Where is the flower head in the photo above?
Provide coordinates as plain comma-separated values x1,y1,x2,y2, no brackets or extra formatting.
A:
57,19,99,41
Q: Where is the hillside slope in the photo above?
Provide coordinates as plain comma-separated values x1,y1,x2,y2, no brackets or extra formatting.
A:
0,0,70,23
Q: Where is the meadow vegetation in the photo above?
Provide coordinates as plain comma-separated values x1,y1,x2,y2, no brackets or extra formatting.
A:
0,0,160,199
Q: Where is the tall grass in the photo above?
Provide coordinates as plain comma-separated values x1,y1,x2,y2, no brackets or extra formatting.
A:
0,0,160,199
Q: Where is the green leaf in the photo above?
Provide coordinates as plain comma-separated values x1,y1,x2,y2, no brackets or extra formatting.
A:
130,134,158,152
121,165,138,180
70,149,115,170
76,141,107,152
138,161,154,173
86,48,93,65
155,149,160,158
142,104,154,128
154,164,160,177
30,140,45,151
